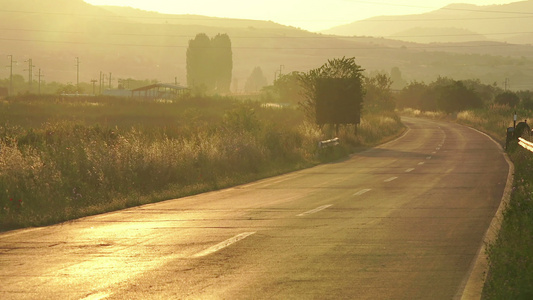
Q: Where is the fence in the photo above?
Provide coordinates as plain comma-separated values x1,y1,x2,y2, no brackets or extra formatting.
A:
518,137,533,152
318,137,340,149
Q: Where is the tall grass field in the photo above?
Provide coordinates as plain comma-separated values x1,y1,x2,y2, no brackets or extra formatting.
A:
0,95,404,231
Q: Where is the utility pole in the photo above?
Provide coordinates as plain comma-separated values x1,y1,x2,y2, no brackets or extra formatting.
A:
37,68,44,95
101,73,107,93
75,57,80,91
278,65,284,80
504,78,510,91
99,71,103,94
24,59,35,93
91,79,97,95
7,55,16,95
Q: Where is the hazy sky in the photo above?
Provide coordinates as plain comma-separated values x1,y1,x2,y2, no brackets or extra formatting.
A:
84,0,517,31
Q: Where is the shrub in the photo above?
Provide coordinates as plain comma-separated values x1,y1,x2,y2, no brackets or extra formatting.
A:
495,91,520,107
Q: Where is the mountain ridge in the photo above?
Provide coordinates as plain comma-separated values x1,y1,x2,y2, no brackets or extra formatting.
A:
321,0,533,44
1,0,533,91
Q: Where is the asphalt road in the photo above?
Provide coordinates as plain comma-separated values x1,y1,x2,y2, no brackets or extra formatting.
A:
0,117,509,300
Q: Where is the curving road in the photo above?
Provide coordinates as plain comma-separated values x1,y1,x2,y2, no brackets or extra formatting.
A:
0,117,509,299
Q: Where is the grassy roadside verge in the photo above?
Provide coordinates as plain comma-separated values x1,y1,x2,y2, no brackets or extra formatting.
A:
0,95,404,231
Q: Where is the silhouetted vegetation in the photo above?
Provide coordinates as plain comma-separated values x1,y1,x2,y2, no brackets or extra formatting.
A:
262,71,304,105
495,91,520,107
364,73,395,112
298,57,365,127
396,77,494,113
245,67,268,92
186,33,233,94
0,94,403,231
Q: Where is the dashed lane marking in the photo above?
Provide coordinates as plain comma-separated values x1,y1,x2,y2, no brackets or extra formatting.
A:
405,168,415,173
193,232,256,257
353,189,372,196
384,177,398,183
297,204,333,217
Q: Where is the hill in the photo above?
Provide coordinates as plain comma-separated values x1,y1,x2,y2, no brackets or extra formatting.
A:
322,1,533,45
1,0,533,91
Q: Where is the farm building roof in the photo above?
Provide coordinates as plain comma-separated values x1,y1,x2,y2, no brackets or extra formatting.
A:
131,83,188,92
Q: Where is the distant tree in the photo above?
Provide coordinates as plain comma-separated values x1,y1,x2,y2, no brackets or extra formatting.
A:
390,67,407,90
396,81,432,110
364,73,395,111
56,83,83,94
431,78,483,113
265,71,304,104
211,34,233,93
495,91,520,107
245,67,268,93
518,90,533,110
462,79,501,104
186,33,233,93
522,98,533,111
186,33,213,92
0,74,26,95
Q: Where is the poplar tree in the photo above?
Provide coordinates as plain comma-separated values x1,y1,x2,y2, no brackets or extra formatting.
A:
186,33,233,93
212,34,233,93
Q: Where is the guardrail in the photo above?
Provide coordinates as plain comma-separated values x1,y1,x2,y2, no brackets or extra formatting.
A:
318,137,340,149
518,137,533,152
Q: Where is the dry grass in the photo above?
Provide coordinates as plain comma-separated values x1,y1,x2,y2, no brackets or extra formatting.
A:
0,95,404,231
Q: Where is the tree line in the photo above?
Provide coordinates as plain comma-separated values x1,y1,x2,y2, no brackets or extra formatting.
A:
263,63,533,116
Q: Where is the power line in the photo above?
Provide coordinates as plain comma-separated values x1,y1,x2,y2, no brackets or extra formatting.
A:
0,36,527,50
0,27,532,40
0,8,278,21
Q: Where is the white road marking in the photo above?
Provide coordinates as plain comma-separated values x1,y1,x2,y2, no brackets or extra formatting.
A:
80,292,110,300
418,162,425,165
436,147,441,150
193,232,256,257
353,189,372,196
297,204,333,217
384,177,398,182
405,168,415,173
426,156,432,160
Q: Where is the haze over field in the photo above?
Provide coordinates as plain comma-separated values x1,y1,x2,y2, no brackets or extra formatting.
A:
1,0,533,90
83,0,517,32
